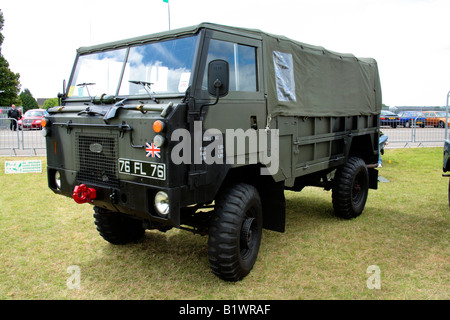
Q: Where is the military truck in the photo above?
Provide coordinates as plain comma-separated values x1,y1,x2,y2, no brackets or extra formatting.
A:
44,23,382,281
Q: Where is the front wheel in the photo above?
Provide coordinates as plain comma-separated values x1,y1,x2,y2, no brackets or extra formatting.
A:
208,183,263,282
332,157,369,219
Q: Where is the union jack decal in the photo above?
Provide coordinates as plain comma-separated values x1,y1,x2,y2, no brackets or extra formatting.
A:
146,142,161,158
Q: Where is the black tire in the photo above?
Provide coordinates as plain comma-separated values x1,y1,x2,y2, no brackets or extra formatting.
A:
439,121,445,128
332,157,369,219
208,183,263,282
93,207,145,245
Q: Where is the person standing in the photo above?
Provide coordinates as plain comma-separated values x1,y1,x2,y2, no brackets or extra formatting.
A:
7,104,20,131
378,131,388,167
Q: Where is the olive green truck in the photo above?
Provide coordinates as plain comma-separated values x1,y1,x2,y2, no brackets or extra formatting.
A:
44,23,382,281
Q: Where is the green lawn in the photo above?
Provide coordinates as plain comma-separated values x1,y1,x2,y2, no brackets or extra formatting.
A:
0,147,448,299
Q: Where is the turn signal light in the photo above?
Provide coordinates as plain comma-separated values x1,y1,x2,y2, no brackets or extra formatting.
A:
153,120,165,133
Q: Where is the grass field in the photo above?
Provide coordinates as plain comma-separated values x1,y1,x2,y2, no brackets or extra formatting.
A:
0,148,448,300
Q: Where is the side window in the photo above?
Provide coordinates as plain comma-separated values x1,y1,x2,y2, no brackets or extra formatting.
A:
273,51,296,102
204,39,257,92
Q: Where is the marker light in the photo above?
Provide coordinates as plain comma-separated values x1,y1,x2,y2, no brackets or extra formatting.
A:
41,118,47,127
153,134,165,148
153,120,165,133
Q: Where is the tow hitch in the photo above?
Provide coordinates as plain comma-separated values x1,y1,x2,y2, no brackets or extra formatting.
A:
73,184,97,204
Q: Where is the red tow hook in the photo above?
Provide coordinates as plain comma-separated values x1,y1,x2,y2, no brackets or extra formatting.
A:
73,184,97,204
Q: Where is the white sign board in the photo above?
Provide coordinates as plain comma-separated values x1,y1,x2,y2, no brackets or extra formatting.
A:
5,160,42,174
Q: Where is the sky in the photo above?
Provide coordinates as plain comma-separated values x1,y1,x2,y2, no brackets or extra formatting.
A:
1,0,450,107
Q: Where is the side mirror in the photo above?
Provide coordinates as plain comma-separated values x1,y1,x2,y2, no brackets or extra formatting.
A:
208,59,229,98
58,79,67,106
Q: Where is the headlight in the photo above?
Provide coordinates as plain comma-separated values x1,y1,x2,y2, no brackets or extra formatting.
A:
154,191,169,216
55,171,61,190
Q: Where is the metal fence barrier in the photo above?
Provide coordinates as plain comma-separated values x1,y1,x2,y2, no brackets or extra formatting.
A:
382,103,450,148
0,118,46,156
382,118,448,148
0,118,20,155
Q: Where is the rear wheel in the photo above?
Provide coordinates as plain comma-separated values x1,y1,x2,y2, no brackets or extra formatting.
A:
93,207,145,245
332,157,369,219
208,183,263,281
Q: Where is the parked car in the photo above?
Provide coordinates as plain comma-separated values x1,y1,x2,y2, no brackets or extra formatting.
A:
18,109,49,130
423,111,450,128
397,111,426,128
380,110,400,128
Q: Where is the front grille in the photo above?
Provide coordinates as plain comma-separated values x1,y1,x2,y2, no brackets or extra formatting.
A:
76,134,119,187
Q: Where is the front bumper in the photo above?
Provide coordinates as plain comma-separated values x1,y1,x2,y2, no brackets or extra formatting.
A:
47,166,181,227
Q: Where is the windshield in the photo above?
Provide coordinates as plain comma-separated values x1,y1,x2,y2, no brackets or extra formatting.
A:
67,35,198,99
68,49,127,98
25,110,47,117
119,36,198,96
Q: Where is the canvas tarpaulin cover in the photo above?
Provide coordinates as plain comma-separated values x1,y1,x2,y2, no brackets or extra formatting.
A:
261,32,382,118
195,23,382,118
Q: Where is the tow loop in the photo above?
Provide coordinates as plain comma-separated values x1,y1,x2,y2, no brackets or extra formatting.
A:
73,184,97,204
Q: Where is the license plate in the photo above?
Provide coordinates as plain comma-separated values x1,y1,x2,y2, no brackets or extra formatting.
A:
118,158,166,180
389,117,395,120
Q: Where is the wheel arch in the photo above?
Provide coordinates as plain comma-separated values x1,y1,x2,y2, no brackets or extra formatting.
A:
217,164,286,233
348,134,378,164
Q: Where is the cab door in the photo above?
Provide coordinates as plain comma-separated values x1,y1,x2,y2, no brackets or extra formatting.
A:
196,30,266,167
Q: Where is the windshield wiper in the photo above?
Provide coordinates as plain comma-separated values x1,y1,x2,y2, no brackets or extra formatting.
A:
78,105,109,117
129,80,158,103
103,98,128,122
77,83,96,102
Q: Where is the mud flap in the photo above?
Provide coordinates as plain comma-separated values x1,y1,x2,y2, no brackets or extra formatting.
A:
257,180,286,233
368,168,378,190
